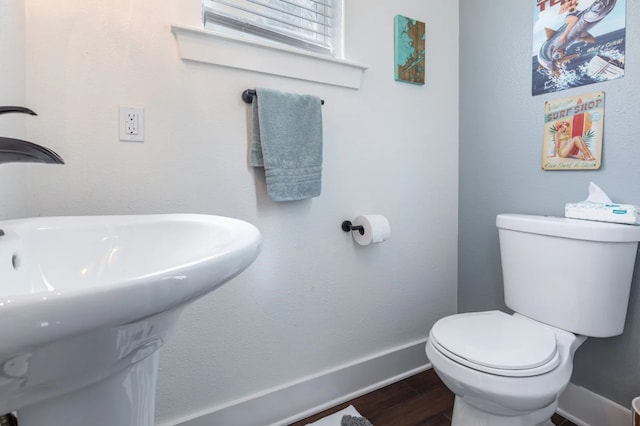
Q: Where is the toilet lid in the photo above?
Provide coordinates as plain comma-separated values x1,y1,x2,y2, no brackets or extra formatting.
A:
429,311,559,377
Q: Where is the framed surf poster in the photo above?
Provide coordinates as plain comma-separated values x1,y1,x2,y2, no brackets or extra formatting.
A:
542,91,604,170
532,0,626,96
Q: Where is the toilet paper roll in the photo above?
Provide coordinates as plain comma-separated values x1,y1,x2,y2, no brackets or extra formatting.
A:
352,215,391,246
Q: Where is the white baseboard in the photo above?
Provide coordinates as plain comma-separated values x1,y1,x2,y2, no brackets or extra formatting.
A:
160,340,630,426
161,338,429,426
557,382,631,426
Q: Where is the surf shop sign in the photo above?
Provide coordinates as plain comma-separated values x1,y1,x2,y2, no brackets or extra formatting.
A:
532,0,625,96
542,91,604,170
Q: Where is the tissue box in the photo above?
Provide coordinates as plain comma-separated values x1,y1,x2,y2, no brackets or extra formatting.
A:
565,201,640,225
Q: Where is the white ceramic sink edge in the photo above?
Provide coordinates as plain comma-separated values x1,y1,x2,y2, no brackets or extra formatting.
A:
0,213,262,353
0,213,261,425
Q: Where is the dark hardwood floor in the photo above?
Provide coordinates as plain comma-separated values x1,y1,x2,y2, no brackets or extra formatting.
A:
290,369,577,426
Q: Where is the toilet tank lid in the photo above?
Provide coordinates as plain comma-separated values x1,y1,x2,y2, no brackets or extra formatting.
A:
496,214,640,242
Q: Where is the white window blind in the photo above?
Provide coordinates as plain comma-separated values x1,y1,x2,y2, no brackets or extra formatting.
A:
202,0,341,56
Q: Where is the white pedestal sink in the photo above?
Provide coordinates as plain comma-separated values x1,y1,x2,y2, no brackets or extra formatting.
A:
0,214,261,426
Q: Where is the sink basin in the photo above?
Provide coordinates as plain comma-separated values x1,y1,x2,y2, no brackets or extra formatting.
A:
0,214,261,426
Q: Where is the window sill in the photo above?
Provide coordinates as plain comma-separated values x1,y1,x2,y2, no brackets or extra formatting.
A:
171,25,367,89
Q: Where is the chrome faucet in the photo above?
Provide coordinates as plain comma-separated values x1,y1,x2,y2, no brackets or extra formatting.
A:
0,106,64,164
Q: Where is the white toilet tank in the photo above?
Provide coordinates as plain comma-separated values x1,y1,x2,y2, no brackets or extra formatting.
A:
497,214,640,337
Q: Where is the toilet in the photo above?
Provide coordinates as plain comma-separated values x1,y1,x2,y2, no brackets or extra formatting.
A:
426,214,640,426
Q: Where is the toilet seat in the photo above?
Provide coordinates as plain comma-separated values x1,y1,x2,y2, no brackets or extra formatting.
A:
429,311,560,377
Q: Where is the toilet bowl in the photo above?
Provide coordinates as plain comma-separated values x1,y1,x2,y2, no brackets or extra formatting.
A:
426,214,640,426
426,311,586,425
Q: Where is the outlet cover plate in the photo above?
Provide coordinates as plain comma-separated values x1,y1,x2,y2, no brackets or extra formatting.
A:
119,106,144,142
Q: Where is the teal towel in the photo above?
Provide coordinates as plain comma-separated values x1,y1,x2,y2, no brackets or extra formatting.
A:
251,88,323,202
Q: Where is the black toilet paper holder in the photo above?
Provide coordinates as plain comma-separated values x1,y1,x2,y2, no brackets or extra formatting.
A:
341,220,365,235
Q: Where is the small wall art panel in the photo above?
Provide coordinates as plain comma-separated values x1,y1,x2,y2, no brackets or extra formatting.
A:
394,15,426,85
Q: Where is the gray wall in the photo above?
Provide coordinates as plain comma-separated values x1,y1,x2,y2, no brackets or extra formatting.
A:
459,0,640,408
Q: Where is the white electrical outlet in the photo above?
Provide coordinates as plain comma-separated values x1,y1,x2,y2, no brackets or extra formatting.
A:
119,106,144,142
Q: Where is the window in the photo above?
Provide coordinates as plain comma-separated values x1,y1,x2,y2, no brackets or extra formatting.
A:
202,0,343,57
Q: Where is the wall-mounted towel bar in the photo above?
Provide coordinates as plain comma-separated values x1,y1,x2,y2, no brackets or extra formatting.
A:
242,89,325,105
